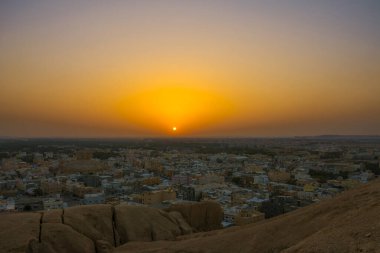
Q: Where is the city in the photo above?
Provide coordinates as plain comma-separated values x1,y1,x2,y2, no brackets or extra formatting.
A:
1,0,380,252
1,137,379,228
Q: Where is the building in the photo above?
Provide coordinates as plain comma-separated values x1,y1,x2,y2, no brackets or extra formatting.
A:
43,198,64,210
41,180,63,195
80,192,105,205
15,198,43,212
72,184,102,198
141,189,176,205
268,170,291,183
254,174,269,185
0,198,15,211
235,209,265,226
199,174,225,185
231,189,254,205
171,174,191,185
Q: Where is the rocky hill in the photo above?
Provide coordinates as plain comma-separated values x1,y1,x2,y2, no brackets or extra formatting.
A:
0,201,222,253
1,179,380,253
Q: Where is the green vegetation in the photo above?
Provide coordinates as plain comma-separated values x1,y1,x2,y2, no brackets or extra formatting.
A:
309,169,348,183
93,151,115,160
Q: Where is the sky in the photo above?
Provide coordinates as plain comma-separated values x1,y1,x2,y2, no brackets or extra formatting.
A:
1,0,379,138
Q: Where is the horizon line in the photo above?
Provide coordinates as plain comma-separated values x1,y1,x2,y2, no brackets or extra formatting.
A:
1,134,380,140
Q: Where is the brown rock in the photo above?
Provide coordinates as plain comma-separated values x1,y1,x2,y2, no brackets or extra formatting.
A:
114,205,182,244
42,209,62,223
0,212,40,253
39,223,95,253
167,201,223,232
95,240,114,253
4,179,380,253
168,211,193,235
114,179,380,253
63,204,115,247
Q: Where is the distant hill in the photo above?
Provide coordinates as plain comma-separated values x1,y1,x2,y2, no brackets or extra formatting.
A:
295,135,380,140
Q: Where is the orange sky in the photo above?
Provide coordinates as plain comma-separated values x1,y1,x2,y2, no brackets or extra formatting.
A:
1,1,379,137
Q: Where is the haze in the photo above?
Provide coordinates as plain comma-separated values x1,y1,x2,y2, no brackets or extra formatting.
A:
1,0,379,137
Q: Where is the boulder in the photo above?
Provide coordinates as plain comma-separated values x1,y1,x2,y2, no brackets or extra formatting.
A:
114,205,182,244
95,240,114,253
0,212,40,253
0,201,222,253
168,211,193,235
42,209,62,223
63,204,115,247
38,223,95,253
167,201,223,232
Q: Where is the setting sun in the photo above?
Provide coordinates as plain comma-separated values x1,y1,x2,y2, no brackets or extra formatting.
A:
1,1,379,138
119,85,235,136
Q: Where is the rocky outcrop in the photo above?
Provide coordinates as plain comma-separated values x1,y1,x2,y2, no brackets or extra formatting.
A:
63,204,115,247
3,180,380,253
166,201,224,232
114,205,184,244
168,211,193,235
115,179,380,253
37,223,96,253
42,209,62,224
0,212,40,253
0,201,221,253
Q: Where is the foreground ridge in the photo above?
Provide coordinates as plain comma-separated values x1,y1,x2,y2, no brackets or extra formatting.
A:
0,180,379,253
117,179,380,253
0,201,222,253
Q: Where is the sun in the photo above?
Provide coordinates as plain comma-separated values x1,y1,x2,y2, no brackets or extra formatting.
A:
172,126,177,132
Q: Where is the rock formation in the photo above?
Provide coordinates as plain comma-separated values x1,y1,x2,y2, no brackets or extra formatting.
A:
116,179,380,253
1,180,380,253
0,201,220,253
166,201,224,232
0,212,40,253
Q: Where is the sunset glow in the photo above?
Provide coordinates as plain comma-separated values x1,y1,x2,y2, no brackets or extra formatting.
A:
1,1,379,137
119,85,234,136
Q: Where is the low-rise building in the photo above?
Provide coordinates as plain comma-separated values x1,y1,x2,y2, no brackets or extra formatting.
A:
141,189,176,205
80,192,105,205
43,198,64,210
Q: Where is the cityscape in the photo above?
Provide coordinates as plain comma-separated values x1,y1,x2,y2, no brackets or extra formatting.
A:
1,137,379,221
1,1,380,252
